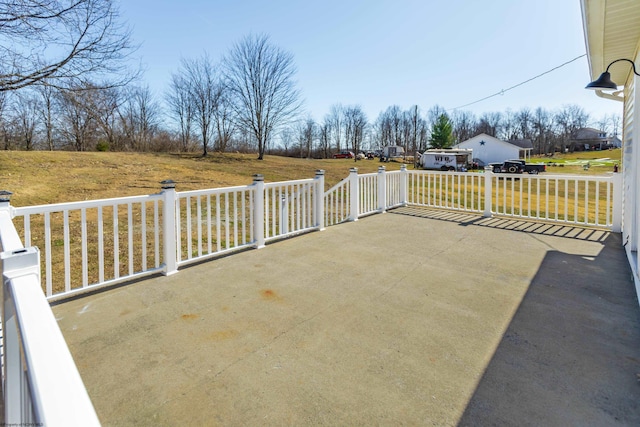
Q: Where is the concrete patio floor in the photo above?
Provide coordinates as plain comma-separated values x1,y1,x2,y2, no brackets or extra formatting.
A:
52,207,640,426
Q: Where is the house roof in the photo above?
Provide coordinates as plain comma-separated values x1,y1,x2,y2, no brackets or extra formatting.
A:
570,127,611,140
581,0,640,87
507,139,533,149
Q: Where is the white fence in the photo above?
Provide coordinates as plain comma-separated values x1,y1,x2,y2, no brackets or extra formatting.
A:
2,167,622,301
0,202,100,425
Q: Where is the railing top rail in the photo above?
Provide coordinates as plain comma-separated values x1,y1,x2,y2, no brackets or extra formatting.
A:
324,178,349,195
407,169,615,181
264,178,316,188
177,184,253,198
13,193,164,216
358,172,378,178
8,273,100,425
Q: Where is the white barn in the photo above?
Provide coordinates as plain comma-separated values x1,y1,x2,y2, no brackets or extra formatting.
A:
453,133,532,166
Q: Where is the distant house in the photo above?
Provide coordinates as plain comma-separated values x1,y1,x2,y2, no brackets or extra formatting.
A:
453,133,533,166
611,135,622,148
570,127,613,150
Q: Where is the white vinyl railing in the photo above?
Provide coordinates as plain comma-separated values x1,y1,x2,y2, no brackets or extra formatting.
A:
3,166,623,301
404,168,620,230
485,170,621,229
407,170,485,213
324,176,350,226
13,193,165,299
176,184,255,267
264,178,320,241
0,201,99,425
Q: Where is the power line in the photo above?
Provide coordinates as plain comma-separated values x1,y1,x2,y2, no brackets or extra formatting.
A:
448,54,586,111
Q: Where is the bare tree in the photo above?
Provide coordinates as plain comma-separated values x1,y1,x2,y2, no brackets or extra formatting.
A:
475,112,502,137
213,85,235,152
296,117,315,158
14,92,40,150
326,104,343,152
532,107,553,155
499,109,518,141
181,55,221,156
451,110,475,145
555,104,589,152
166,73,195,152
37,84,58,150
223,34,302,160
343,105,367,160
57,87,98,151
0,0,138,91
120,85,160,151
86,85,123,150
406,105,421,154
0,91,12,149
279,127,293,155
318,119,331,158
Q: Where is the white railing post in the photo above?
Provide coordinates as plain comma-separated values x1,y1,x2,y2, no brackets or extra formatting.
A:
253,174,266,248
348,168,359,221
400,164,408,207
377,166,387,213
612,172,623,233
483,166,493,218
315,170,325,231
160,180,178,276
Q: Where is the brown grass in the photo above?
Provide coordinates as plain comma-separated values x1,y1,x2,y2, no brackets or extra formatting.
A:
0,151,405,207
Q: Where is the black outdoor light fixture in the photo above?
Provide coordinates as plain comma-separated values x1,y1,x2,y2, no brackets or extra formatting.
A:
586,58,640,90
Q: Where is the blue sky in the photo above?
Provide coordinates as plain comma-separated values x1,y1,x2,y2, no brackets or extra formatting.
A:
119,0,622,125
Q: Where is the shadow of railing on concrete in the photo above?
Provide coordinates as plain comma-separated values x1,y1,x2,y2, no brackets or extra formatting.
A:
390,206,611,243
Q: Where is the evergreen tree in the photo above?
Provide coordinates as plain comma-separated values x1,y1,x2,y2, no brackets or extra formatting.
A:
429,114,454,149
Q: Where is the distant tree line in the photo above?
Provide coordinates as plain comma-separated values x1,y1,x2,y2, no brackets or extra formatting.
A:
276,103,620,159
0,1,621,157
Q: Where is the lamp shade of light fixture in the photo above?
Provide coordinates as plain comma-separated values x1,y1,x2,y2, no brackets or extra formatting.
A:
585,71,618,90
586,58,640,91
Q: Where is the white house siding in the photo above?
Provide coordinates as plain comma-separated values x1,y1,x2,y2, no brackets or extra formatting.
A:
624,54,640,270
453,133,521,165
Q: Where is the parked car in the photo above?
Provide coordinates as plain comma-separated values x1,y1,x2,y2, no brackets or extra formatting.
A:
332,151,355,159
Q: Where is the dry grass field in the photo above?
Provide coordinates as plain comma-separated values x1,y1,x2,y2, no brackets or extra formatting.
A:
0,149,621,207
0,151,406,207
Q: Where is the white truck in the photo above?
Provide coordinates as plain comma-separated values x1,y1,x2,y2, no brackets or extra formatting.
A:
419,149,473,171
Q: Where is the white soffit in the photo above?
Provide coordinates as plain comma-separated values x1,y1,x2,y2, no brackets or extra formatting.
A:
582,0,640,85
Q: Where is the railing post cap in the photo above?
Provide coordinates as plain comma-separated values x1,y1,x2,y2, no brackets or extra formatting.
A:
378,166,386,172
401,164,407,170
349,167,358,173
0,190,13,203
160,179,176,189
252,174,264,182
315,169,325,176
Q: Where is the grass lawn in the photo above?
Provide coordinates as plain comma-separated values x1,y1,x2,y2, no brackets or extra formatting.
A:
527,148,621,173
0,149,622,207
0,151,405,207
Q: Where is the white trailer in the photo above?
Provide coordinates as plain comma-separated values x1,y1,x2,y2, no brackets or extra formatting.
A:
419,149,473,171
382,145,405,158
